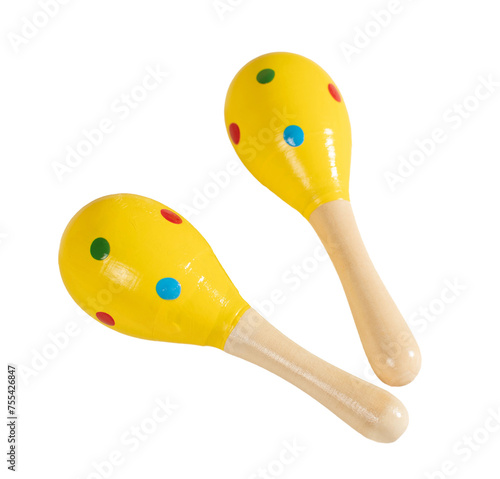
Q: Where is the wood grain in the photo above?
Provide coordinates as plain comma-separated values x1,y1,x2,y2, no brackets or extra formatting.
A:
308,199,421,386
224,308,409,443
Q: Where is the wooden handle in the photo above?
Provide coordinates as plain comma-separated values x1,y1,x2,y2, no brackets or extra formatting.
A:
224,308,408,443
308,199,421,386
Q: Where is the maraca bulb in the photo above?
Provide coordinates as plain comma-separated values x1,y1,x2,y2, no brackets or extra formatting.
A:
59,194,249,348
225,52,351,219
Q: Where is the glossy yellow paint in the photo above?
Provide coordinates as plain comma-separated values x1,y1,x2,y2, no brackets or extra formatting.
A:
225,52,352,219
59,194,249,349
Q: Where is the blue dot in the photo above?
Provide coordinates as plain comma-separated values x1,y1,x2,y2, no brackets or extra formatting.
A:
156,278,181,300
283,125,304,147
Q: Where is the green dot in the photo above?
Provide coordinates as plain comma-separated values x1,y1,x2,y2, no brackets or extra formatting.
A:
90,238,110,260
256,69,275,84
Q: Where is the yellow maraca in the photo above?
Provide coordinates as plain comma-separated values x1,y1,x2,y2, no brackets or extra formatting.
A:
59,193,408,442
225,52,421,387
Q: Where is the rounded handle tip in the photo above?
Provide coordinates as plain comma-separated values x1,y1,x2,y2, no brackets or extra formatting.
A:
371,344,422,388
347,378,410,443
373,398,409,443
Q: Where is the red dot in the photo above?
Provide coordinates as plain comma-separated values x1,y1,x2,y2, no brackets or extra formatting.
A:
161,209,182,224
328,83,341,102
229,123,240,144
96,312,115,326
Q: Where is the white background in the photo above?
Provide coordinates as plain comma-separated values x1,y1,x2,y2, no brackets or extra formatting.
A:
1,0,499,478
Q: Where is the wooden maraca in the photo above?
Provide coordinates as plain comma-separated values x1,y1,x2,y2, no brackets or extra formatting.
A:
225,52,421,387
59,193,408,442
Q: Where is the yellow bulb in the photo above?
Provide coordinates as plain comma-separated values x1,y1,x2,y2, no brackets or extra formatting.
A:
225,52,352,219
59,194,249,349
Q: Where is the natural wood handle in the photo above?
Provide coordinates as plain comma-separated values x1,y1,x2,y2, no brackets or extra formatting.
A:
308,199,421,386
224,308,409,443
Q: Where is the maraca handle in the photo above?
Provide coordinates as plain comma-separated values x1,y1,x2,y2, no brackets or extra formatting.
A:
224,308,408,443
308,200,421,387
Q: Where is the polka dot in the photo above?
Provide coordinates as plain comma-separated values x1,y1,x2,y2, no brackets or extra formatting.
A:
328,83,341,102
161,209,182,224
90,238,110,260
229,123,240,145
96,312,115,326
156,278,181,300
256,68,275,84
283,125,304,147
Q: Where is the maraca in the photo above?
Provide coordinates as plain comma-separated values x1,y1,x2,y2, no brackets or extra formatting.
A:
225,52,421,387
59,194,408,442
